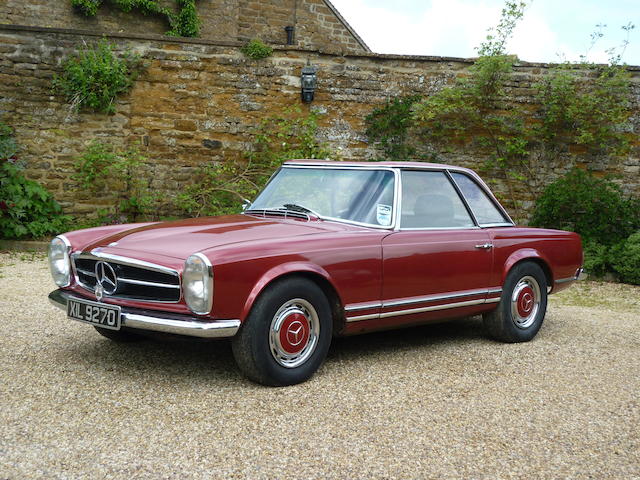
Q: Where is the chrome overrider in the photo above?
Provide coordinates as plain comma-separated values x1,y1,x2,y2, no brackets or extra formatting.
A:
48,289,240,339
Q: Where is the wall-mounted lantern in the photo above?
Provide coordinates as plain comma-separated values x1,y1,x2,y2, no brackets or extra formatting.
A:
301,64,318,103
285,26,295,45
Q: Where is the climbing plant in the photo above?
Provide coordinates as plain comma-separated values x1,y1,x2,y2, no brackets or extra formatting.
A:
53,38,143,114
173,107,337,217
365,95,421,160
70,0,200,37
73,141,158,222
365,1,634,221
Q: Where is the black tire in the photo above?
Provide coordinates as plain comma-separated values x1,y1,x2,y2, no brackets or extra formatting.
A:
93,326,145,343
483,261,548,343
232,277,333,386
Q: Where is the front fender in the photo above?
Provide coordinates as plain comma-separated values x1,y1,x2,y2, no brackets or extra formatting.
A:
240,262,336,322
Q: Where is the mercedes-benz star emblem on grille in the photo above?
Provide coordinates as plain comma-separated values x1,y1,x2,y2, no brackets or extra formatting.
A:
95,261,118,296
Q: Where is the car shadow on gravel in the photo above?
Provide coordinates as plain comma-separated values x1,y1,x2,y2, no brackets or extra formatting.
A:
328,315,490,360
60,315,490,385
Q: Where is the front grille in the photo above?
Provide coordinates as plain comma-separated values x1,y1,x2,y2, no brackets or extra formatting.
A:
73,255,181,303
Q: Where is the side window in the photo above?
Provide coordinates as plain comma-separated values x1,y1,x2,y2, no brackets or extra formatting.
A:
400,171,475,228
451,172,510,225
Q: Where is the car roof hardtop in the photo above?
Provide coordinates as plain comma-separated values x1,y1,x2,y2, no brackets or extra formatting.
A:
283,159,476,175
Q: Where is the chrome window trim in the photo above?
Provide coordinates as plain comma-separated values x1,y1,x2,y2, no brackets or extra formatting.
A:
71,252,182,304
449,171,515,227
398,226,482,231
244,164,400,230
396,169,480,231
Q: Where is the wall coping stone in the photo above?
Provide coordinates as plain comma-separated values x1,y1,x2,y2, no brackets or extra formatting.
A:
3,23,640,70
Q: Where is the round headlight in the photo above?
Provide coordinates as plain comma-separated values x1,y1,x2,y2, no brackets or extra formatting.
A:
48,236,71,287
183,253,213,315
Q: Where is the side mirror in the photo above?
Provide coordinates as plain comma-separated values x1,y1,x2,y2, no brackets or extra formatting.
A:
242,198,252,211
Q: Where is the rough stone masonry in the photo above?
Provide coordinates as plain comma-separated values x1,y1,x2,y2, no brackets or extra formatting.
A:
0,12,638,220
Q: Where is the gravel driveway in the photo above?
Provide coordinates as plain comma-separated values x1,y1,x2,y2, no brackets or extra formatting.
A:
1,252,639,479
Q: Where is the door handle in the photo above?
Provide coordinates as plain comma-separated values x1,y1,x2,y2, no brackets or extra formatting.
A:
475,243,493,249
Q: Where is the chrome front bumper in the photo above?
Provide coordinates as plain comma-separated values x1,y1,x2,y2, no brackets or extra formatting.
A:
48,289,240,339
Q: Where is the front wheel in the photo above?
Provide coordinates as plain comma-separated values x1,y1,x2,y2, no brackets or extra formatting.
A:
483,261,548,343
232,277,332,386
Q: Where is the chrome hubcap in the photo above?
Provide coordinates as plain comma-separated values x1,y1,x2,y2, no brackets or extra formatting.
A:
269,298,319,368
511,275,541,329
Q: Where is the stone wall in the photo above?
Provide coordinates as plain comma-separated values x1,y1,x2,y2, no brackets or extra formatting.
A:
0,0,368,54
0,25,638,220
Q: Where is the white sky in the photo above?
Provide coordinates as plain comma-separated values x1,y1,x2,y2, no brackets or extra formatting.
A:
330,0,640,65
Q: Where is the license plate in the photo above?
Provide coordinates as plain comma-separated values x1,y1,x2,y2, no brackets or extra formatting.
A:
67,298,121,330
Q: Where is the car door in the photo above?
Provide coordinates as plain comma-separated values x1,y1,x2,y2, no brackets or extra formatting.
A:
381,169,495,322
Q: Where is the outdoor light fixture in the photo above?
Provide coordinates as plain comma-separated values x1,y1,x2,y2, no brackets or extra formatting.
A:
301,64,318,103
285,26,295,45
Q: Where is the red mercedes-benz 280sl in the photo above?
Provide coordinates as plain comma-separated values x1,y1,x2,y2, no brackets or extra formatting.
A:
48,161,584,386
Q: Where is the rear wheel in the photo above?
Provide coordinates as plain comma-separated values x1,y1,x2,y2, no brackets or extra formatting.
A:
93,326,144,343
232,277,332,386
483,261,548,343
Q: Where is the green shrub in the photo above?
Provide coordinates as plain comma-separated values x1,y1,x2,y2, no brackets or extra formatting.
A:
0,122,18,160
53,38,143,114
611,232,640,285
71,0,200,37
74,141,157,222
240,39,273,59
530,168,640,245
174,108,335,217
0,123,72,239
582,240,613,278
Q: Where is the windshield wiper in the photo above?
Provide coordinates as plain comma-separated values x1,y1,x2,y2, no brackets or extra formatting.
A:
282,203,322,218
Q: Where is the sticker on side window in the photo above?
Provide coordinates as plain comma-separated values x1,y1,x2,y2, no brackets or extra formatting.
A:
376,204,392,226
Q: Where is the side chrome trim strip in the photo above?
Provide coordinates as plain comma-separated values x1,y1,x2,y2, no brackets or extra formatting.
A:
48,289,239,339
555,268,587,284
379,298,486,318
345,313,381,322
344,302,384,312
555,276,575,284
382,288,495,308
345,287,504,323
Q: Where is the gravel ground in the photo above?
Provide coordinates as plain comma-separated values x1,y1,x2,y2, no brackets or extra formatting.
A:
1,252,639,479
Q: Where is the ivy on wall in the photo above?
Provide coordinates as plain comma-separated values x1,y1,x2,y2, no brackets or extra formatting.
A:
365,1,634,222
70,0,200,37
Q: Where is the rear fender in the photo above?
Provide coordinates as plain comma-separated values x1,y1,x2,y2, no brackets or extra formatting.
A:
502,248,553,286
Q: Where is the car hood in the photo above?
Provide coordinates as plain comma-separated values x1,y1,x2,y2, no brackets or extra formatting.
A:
84,214,350,260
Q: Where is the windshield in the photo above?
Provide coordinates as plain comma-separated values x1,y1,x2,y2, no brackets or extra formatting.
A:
248,166,396,227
